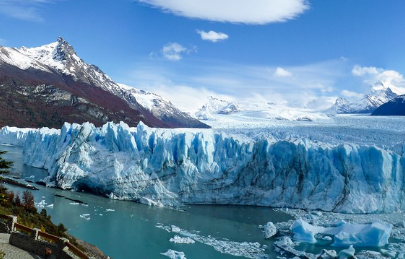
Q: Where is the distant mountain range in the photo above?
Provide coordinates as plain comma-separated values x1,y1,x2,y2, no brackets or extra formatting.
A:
195,96,240,120
0,37,208,129
327,82,399,114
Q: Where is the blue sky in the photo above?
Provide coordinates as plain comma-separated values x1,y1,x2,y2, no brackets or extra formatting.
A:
1,0,404,110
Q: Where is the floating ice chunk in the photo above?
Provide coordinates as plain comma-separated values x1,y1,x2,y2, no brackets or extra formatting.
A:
80,214,91,220
105,209,115,212
47,204,54,208
160,249,187,259
291,218,324,243
70,202,80,205
318,249,337,259
338,245,355,259
274,236,294,247
169,235,195,244
323,236,332,241
171,225,181,233
36,200,47,208
292,218,392,247
381,249,396,258
263,222,277,239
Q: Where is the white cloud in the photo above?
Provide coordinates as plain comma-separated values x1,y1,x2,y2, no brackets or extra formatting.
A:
340,90,364,99
196,30,229,43
351,65,405,95
351,65,379,76
157,42,197,61
0,0,59,22
138,0,309,24
274,67,292,77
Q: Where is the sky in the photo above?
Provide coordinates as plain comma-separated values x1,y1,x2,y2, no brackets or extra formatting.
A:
0,0,404,111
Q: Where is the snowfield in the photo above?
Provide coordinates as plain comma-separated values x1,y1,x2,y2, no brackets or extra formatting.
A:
1,115,404,214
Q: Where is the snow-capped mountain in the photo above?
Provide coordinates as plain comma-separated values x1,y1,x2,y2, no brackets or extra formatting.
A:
328,82,399,114
116,83,209,128
196,96,240,120
0,37,208,128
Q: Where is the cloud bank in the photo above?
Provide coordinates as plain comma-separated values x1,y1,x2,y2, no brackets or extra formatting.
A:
197,30,229,42
138,0,309,24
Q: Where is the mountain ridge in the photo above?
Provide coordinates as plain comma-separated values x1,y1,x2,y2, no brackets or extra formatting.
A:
327,82,399,114
0,38,208,129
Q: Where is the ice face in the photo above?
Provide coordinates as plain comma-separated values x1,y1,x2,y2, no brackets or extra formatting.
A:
18,121,405,213
0,126,37,146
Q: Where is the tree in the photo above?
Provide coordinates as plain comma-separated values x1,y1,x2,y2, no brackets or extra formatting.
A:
0,150,13,174
22,190,36,212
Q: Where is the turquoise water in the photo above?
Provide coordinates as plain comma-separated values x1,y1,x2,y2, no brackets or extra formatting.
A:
1,145,291,259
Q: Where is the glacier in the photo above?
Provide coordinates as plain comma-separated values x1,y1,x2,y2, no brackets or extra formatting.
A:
0,126,36,146
11,121,404,213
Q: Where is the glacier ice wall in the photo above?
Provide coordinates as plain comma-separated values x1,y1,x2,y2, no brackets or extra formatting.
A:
22,121,405,213
0,126,36,146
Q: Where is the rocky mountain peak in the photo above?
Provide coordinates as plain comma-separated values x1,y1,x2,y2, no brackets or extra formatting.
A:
53,37,75,62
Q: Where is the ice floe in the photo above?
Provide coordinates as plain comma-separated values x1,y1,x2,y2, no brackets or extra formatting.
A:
169,235,195,244
263,222,277,239
272,209,405,259
160,249,187,259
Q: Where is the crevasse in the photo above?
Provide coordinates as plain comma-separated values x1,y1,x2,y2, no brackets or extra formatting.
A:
14,121,405,213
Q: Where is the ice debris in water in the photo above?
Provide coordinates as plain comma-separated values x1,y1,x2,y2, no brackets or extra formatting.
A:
169,235,195,244
263,222,277,239
292,218,392,247
160,249,187,259
171,225,181,233
79,214,90,220
36,200,47,208
157,224,268,259
337,245,355,259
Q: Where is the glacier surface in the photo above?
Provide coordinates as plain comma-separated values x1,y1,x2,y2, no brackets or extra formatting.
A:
17,120,405,213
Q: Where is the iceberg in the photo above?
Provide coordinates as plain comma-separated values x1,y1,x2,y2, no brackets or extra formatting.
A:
14,121,405,213
292,218,392,247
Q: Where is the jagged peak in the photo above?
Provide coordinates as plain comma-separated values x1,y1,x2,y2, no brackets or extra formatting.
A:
53,37,76,61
